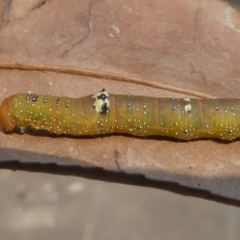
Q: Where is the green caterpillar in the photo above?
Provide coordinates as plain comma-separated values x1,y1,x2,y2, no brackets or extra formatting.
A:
0,89,239,140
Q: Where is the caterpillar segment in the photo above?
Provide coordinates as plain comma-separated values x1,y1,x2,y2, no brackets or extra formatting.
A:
0,89,240,140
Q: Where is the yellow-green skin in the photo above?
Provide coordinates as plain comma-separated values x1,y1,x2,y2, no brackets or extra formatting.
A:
0,91,240,140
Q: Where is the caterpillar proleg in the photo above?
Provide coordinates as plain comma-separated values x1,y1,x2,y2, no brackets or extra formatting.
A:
0,89,239,140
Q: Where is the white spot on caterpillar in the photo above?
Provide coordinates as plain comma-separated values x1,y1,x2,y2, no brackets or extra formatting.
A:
184,97,191,102
184,104,192,112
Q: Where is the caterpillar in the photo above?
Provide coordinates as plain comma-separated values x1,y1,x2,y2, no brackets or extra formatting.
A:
0,89,239,140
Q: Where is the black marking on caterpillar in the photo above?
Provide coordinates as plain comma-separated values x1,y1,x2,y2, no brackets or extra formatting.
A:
32,94,38,101
26,93,32,99
1,89,240,141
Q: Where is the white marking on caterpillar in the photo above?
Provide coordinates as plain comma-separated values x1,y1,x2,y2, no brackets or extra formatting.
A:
184,104,192,112
91,88,110,114
184,97,191,102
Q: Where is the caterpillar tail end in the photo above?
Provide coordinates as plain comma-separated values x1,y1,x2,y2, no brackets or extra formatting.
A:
0,98,16,132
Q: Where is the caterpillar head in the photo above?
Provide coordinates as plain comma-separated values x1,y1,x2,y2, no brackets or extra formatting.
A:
0,97,16,132
91,89,110,114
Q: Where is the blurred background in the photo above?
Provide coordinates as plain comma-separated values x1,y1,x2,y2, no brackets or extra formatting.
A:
0,170,239,240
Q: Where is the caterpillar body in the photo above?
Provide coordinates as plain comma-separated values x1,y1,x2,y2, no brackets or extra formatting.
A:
0,89,240,140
